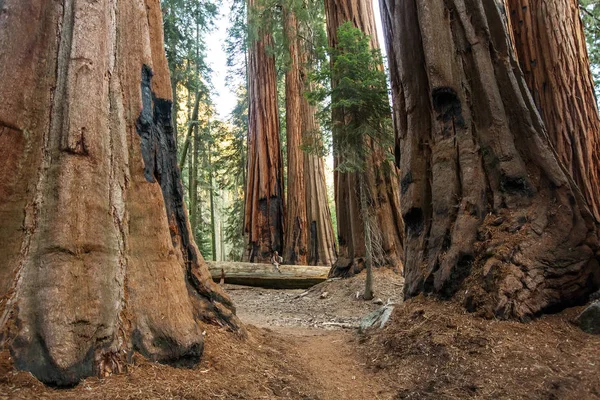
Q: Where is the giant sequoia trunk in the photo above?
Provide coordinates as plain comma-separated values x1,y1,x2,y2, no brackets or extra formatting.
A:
301,77,338,267
283,9,309,265
504,0,600,222
284,7,337,266
244,0,285,263
0,0,238,386
324,0,404,277
379,0,600,319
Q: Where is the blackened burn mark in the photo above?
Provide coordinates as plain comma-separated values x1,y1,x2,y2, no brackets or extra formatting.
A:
257,196,284,259
500,173,532,196
12,332,95,387
136,65,194,260
310,220,318,266
403,207,424,238
401,171,413,195
440,253,474,299
136,66,234,319
432,87,465,136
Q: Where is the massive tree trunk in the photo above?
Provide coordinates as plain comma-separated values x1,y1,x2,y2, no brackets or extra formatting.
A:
504,0,600,221
379,0,600,320
0,0,238,386
324,0,404,277
283,9,309,265
301,93,338,267
299,5,337,267
244,0,285,263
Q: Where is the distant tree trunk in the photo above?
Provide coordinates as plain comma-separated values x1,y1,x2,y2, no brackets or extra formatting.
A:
178,89,201,168
208,127,217,261
504,0,600,221
324,0,404,277
190,121,200,240
284,8,309,265
244,0,285,263
0,0,238,386
358,173,375,300
299,13,337,267
379,0,600,320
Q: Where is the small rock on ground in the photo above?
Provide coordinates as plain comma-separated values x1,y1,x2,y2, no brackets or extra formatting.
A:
576,301,600,334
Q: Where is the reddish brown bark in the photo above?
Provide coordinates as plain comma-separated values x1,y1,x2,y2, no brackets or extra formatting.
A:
298,7,338,267
504,0,600,221
244,0,285,263
302,90,338,267
283,9,309,265
379,0,600,319
0,0,237,386
324,0,404,277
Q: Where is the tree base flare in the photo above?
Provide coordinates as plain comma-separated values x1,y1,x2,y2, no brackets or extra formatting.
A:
0,1,239,386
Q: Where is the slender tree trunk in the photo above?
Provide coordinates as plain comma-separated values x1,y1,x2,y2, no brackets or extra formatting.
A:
379,0,600,320
359,173,375,300
220,218,225,261
504,0,600,221
179,89,201,168
298,11,337,267
190,122,199,240
284,8,309,265
244,0,285,262
208,128,217,262
0,0,238,386
324,0,404,277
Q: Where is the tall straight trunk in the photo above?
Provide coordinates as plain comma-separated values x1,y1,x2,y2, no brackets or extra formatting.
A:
379,0,600,320
220,218,225,261
504,0,600,221
190,122,199,240
179,89,201,168
324,0,404,277
244,0,285,262
0,0,238,386
284,8,309,265
208,130,217,261
358,173,375,300
299,12,337,267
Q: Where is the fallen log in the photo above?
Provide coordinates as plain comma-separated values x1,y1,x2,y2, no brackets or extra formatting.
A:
206,261,330,289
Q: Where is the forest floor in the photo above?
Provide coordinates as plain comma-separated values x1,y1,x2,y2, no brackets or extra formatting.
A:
1,268,600,399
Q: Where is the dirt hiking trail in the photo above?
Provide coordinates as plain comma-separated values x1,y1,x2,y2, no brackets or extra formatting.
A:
2,268,600,399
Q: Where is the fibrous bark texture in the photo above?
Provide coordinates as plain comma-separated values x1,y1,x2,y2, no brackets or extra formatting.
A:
244,0,285,263
324,0,404,277
0,0,238,386
298,6,337,267
302,100,338,267
283,9,309,265
380,0,600,320
504,0,600,221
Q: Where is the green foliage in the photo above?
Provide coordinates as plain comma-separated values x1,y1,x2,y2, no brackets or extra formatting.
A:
309,22,393,173
246,0,328,77
580,0,600,97
225,0,248,88
161,0,217,90
162,0,223,258
219,88,249,261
